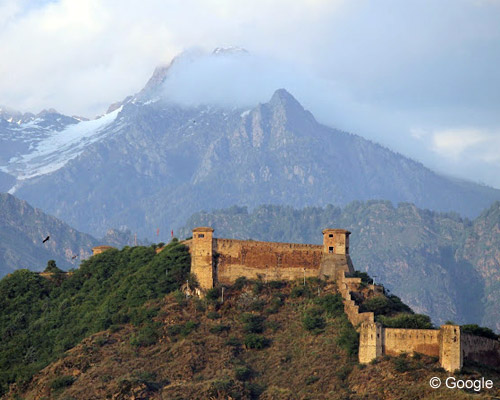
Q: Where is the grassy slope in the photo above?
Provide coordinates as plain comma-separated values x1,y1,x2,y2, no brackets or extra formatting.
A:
6,280,500,400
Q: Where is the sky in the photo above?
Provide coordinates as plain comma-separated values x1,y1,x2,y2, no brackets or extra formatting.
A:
1,0,500,188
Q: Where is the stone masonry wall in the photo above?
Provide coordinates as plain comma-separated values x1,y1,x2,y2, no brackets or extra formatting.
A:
215,238,323,285
384,328,440,357
461,333,500,369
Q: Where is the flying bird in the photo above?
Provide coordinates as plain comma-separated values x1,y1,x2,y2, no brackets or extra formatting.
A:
42,236,50,243
71,255,77,260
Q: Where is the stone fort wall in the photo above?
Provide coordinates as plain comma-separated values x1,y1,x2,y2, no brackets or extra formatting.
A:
215,238,323,285
461,332,500,369
186,226,499,373
189,227,354,289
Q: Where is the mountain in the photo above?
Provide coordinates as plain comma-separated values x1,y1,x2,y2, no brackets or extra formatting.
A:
179,200,500,332
1,50,499,239
0,193,137,277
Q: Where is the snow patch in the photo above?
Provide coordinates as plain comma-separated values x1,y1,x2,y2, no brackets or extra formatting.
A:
1,107,122,180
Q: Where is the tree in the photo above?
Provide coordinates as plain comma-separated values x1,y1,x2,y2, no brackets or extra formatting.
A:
44,260,63,274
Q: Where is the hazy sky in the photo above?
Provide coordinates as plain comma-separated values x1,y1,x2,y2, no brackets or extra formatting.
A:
1,0,500,188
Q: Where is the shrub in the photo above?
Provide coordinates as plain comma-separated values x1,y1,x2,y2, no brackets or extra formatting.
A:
302,306,326,332
244,334,270,349
172,289,187,305
249,300,266,312
94,336,107,347
205,287,220,301
130,324,159,347
291,286,305,298
335,365,352,380
209,377,235,396
313,294,343,316
44,260,64,274
167,321,199,338
245,382,265,399
303,315,325,332
252,280,264,295
209,324,231,334
352,271,373,284
182,321,199,336
234,366,252,381
336,324,359,356
267,280,286,289
207,311,221,320
378,313,433,329
50,375,75,390
240,313,265,333
233,277,248,290
461,324,499,340
393,356,412,372
305,375,320,385
360,295,412,316
225,336,242,347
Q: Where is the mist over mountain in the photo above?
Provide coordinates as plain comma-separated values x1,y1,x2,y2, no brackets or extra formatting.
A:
180,201,500,332
0,50,499,240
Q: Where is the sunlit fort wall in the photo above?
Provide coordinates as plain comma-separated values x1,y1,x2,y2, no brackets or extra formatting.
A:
185,227,500,372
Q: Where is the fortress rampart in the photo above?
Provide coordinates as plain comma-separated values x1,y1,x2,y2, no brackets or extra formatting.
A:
187,227,500,372
189,227,353,289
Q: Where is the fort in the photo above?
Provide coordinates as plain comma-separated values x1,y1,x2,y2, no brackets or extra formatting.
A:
186,226,500,372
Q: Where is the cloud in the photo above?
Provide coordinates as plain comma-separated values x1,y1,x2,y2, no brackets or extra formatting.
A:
1,0,500,189
431,129,488,159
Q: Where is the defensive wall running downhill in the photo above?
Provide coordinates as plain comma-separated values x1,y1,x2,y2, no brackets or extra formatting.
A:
185,226,500,372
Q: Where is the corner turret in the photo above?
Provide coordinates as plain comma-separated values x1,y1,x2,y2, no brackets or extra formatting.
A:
191,227,215,290
322,228,350,255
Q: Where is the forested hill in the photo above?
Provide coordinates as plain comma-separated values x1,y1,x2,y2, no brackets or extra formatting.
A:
179,200,500,332
0,241,190,397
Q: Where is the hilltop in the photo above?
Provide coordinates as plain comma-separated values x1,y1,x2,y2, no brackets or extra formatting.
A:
180,201,500,332
2,243,499,399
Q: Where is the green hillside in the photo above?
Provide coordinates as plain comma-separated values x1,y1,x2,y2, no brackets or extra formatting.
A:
0,240,189,396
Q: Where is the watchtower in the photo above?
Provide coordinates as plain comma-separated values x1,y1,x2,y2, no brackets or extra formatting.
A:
191,227,215,290
322,228,350,255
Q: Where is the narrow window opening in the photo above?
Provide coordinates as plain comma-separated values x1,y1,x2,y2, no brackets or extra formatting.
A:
328,246,334,253
198,234,205,238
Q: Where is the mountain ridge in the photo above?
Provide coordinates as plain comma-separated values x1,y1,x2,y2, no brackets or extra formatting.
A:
0,192,138,277
1,50,499,238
